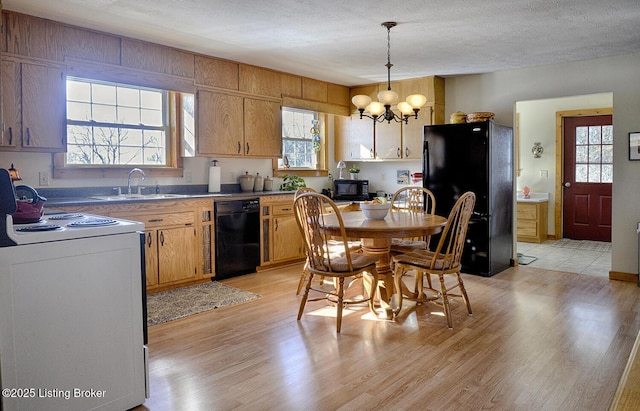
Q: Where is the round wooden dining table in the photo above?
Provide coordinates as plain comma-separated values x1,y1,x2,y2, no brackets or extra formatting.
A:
319,208,447,318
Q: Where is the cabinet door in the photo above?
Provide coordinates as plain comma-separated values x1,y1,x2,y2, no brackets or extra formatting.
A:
196,90,243,156
158,226,198,283
273,214,305,262
1,60,19,148
144,230,159,286
244,98,282,157
376,120,402,159
402,107,432,160
21,62,66,151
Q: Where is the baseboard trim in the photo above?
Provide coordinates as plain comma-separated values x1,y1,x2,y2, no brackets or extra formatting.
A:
610,271,638,283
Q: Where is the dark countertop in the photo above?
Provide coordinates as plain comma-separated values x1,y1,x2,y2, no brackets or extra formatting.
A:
38,184,297,207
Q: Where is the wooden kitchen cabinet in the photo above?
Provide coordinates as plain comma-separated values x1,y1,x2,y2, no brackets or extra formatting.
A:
1,59,66,151
196,89,282,158
334,113,374,161
0,58,66,151
517,201,549,243
57,198,214,292
260,195,305,266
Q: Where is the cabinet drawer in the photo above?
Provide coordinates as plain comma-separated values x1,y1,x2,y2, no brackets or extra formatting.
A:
517,205,537,220
134,212,195,228
272,203,294,216
517,220,538,237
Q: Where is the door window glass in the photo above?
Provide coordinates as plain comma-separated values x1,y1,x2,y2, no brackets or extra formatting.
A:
574,125,613,183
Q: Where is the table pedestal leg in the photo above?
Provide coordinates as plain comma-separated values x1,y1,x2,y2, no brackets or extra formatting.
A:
361,238,394,319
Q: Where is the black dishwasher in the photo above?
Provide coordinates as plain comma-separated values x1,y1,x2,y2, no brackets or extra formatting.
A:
214,198,261,279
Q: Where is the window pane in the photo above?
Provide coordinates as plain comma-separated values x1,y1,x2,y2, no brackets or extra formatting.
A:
117,87,140,107
92,83,116,105
575,146,588,163
67,80,91,102
67,101,91,121
588,145,601,163
589,126,601,144
575,164,588,182
281,107,318,169
602,144,613,163
576,126,588,144
602,126,613,144
92,104,117,123
118,106,141,124
140,108,163,126
602,164,613,182
588,164,601,182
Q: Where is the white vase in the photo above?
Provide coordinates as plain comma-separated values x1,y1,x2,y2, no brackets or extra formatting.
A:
350,173,358,180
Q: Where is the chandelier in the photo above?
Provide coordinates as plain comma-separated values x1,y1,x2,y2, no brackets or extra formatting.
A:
351,22,427,125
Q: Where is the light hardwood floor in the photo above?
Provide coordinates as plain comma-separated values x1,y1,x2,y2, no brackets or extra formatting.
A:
135,263,640,411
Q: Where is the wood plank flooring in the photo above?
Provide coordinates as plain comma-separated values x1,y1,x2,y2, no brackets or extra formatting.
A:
134,264,640,411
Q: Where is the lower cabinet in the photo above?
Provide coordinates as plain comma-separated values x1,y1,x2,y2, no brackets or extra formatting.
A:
260,195,305,266
517,201,549,243
58,198,214,292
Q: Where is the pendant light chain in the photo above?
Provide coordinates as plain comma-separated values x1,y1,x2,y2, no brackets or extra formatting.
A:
385,23,393,91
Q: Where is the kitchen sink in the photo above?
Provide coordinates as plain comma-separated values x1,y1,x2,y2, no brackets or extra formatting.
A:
90,193,189,201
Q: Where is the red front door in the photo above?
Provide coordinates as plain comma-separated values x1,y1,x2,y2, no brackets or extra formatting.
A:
562,115,612,241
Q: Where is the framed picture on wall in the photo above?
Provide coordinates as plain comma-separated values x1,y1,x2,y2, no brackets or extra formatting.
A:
630,132,640,160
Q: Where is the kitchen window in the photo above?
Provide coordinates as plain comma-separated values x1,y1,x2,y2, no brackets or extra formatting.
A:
274,107,327,177
66,78,169,166
54,77,189,179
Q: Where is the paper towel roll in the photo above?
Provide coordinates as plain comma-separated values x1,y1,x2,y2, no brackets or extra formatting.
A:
208,166,221,193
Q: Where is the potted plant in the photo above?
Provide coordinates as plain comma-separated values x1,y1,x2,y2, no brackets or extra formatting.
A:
279,174,306,191
349,165,360,180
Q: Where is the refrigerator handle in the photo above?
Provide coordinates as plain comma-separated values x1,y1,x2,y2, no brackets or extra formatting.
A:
422,140,429,187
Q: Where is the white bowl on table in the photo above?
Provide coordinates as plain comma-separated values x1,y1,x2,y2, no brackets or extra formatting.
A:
360,201,390,220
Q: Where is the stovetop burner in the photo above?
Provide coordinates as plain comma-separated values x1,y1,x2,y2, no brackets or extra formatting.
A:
47,213,84,220
67,218,118,227
16,224,62,232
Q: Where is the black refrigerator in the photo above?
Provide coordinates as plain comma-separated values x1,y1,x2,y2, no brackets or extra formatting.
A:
423,120,513,276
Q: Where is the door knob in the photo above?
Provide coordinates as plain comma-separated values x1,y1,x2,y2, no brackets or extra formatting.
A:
564,182,571,187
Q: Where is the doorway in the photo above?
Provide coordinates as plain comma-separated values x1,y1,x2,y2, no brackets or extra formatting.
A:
561,115,612,241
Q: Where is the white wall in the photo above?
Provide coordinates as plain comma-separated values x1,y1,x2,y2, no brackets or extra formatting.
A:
516,93,613,236
445,52,640,275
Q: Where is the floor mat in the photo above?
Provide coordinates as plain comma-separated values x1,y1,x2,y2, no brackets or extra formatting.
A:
551,239,611,252
517,253,538,265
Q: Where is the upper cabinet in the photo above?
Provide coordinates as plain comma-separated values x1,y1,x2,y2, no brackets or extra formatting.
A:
335,76,445,162
1,58,66,151
196,90,282,158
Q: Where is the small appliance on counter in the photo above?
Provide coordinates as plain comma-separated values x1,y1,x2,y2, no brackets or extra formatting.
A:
333,179,369,201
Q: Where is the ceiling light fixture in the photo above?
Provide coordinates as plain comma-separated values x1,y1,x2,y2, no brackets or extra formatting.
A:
351,22,427,125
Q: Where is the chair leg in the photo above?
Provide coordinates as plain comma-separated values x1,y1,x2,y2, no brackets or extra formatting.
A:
297,273,314,320
438,274,453,329
336,277,345,333
457,272,473,315
393,266,405,315
362,270,378,317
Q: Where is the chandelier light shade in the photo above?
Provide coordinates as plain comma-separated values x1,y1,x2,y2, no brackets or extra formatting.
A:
351,22,427,125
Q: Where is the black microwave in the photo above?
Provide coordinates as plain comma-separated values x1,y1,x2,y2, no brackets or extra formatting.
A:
333,179,369,201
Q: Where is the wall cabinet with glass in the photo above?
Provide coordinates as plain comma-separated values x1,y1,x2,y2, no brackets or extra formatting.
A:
196,89,282,158
1,58,66,151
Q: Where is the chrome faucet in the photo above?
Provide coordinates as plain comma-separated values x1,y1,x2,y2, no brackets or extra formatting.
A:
127,168,146,195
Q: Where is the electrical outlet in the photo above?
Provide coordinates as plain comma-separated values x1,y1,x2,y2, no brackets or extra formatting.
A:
39,172,50,186
540,170,549,178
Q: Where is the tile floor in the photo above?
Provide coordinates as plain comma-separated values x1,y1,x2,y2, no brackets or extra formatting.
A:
516,239,611,277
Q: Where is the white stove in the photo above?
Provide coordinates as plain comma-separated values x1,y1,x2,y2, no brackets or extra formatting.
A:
1,210,148,410
5,211,145,245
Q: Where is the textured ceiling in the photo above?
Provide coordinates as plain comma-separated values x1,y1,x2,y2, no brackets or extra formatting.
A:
5,0,640,86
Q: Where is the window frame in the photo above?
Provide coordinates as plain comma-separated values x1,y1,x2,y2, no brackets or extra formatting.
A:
273,110,328,178
53,59,193,179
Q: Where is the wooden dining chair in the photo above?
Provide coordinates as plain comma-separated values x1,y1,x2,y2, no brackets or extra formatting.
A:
392,191,476,329
294,192,379,333
294,188,361,295
390,186,436,253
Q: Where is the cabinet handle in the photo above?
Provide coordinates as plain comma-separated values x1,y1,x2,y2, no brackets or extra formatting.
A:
275,219,278,231
237,141,241,154
160,231,165,246
397,147,401,158
147,232,153,248
405,147,409,158
246,142,250,155
281,207,291,212
26,128,31,145
7,127,13,145
370,148,374,158
148,218,163,222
